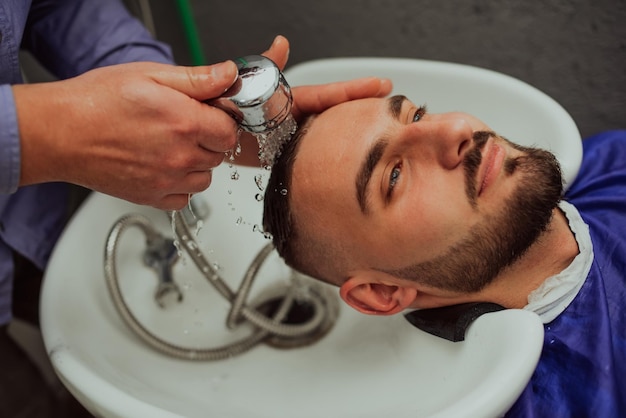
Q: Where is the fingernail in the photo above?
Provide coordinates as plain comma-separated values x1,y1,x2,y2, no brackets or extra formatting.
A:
277,35,289,60
212,61,238,82
379,78,393,95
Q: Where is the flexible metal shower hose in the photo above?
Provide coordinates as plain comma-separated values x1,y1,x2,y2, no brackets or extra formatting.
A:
104,212,328,360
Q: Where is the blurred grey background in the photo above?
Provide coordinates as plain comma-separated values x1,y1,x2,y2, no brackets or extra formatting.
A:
145,0,624,139
22,0,626,138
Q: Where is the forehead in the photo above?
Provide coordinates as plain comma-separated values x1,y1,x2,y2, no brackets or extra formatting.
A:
295,98,391,168
289,98,393,230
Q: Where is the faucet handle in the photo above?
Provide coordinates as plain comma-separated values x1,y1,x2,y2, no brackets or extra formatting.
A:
143,237,184,309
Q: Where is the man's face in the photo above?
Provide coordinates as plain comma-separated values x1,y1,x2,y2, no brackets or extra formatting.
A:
289,96,562,291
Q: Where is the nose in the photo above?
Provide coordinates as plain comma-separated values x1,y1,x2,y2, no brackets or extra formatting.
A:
405,116,474,169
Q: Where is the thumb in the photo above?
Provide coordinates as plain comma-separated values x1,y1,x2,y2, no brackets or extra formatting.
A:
153,61,239,101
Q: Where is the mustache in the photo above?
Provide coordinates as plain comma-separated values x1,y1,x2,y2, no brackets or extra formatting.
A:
463,130,495,205
472,131,495,147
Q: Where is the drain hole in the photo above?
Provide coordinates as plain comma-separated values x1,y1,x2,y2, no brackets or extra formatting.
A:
257,297,316,325
252,286,340,350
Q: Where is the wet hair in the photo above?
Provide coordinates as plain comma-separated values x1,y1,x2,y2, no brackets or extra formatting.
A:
262,116,315,274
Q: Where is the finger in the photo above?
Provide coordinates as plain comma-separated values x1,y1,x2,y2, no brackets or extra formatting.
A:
291,77,393,118
157,194,196,211
155,171,214,211
194,145,228,170
151,61,239,101
196,106,239,153
185,170,214,193
261,35,290,70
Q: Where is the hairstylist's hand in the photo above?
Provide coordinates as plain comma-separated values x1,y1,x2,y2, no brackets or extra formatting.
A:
263,35,393,120
13,60,240,210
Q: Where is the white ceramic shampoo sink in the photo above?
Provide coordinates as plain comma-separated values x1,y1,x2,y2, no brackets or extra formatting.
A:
41,58,581,418
41,187,543,418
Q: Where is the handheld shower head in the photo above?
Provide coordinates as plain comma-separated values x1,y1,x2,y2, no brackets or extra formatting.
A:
211,55,297,166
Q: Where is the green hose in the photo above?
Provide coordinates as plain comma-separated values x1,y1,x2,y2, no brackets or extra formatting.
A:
175,0,206,65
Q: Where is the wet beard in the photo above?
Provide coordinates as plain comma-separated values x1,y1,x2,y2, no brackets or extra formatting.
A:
391,135,564,293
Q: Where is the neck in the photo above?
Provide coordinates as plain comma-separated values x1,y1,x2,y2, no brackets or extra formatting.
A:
478,206,579,308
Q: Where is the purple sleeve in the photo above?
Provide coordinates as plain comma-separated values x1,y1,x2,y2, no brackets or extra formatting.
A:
0,85,20,194
22,0,175,79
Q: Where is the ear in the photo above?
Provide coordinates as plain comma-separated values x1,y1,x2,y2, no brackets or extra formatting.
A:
339,275,417,316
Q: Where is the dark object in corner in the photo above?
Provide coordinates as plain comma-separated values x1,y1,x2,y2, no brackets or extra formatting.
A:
404,302,506,342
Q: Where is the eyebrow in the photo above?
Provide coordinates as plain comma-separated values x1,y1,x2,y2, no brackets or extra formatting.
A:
355,95,407,214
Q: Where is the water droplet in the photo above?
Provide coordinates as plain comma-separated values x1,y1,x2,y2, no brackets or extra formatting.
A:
235,216,243,225
280,188,288,195
254,174,265,191
230,171,240,180
252,225,271,238
170,212,184,259
195,219,204,236
255,193,264,201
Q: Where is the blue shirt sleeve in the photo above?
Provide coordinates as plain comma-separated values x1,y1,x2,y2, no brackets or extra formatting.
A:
0,85,20,194
22,0,174,79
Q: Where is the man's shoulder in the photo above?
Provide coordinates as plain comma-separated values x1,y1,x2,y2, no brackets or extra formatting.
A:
566,130,626,197
581,130,626,164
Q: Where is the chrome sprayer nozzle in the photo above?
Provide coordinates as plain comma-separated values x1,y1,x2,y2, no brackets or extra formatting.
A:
211,55,293,134
210,55,297,167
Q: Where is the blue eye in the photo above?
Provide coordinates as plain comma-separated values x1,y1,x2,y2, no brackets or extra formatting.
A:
385,163,402,202
412,105,427,122
388,163,402,198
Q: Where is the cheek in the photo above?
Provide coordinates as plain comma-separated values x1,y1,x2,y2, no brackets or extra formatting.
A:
388,181,475,261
